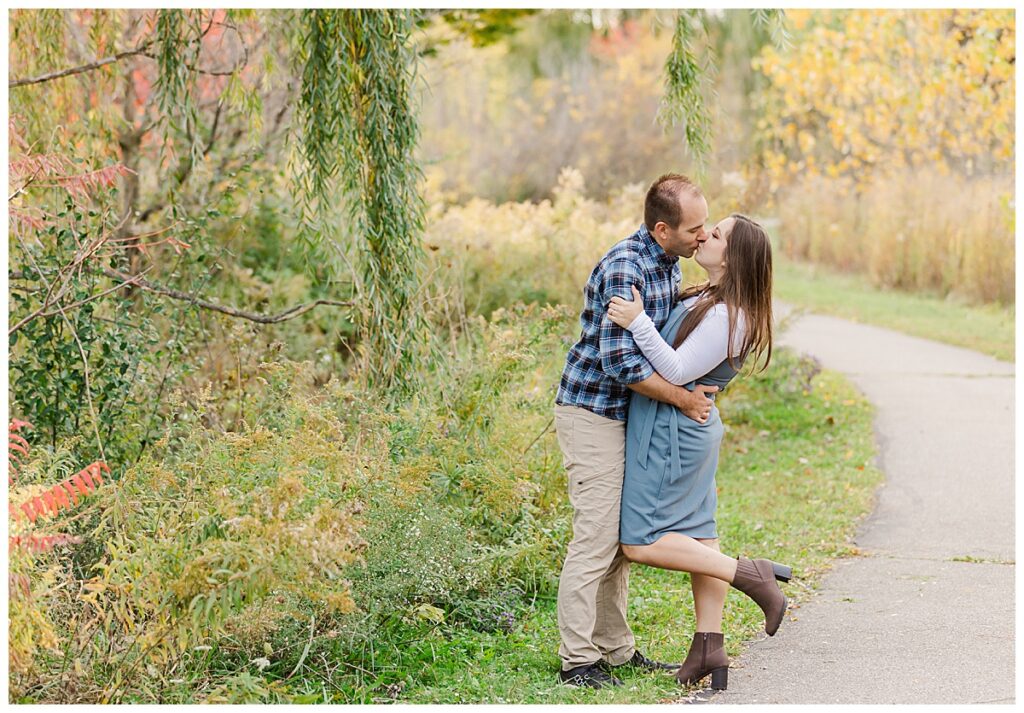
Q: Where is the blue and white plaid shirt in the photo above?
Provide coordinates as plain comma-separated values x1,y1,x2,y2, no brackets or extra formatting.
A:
556,224,682,421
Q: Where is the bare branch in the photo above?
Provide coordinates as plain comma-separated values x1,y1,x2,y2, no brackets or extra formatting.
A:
98,266,352,323
9,43,152,88
10,20,247,91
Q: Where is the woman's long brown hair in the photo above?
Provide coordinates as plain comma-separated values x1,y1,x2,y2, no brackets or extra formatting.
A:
672,214,773,372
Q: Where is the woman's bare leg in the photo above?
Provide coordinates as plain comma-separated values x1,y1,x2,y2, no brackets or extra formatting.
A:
621,533,738,582
691,538,728,633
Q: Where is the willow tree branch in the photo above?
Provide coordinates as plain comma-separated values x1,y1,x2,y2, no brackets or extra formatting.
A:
137,47,247,77
10,12,248,89
98,266,352,323
9,43,153,88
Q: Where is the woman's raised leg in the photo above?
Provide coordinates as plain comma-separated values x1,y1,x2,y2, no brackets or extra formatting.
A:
621,532,738,582
622,533,791,637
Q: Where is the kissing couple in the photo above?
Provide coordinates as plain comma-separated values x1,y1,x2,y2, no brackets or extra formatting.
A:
553,173,792,690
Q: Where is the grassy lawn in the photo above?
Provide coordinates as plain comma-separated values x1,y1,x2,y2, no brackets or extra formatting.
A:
287,351,883,704
775,257,1014,362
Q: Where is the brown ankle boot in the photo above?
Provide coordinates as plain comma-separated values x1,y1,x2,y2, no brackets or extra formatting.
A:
675,631,729,689
730,557,792,636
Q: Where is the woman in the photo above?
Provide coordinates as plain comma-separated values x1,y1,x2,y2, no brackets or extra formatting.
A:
606,213,791,692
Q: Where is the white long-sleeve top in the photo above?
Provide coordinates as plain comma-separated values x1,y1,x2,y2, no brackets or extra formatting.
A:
625,294,746,386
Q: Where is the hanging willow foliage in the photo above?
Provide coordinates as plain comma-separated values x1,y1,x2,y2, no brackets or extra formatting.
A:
751,9,792,50
153,9,204,172
660,9,788,173
296,9,427,394
659,10,714,175
9,9,72,141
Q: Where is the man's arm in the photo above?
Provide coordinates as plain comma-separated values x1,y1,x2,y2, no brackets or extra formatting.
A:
596,257,717,420
597,259,657,384
628,372,718,423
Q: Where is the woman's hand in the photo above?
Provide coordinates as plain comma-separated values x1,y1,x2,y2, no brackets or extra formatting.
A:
607,285,645,329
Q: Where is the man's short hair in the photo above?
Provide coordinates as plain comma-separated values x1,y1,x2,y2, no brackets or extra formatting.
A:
644,174,704,230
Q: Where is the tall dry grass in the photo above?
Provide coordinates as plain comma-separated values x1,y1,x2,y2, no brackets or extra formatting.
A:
422,167,731,319
773,171,1014,305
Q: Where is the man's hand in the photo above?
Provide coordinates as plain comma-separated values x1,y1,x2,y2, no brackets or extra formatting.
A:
675,384,718,423
627,373,719,423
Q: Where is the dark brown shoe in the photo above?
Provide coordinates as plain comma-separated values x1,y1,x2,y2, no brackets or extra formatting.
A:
675,631,729,690
730,557,792,636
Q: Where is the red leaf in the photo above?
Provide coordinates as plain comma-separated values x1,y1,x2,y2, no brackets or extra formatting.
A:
20,502,37,523
8,426,31,481
52,485,71,510
62,481,80,506
8,208,51,234
31,497,49,521
10,533,82,554
9,419,33,433
82,461,109,486
71,473,90,496
41,490,59,516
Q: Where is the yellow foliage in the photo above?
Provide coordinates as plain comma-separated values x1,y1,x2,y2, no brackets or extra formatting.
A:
8,553,62,676
754,10,1014,185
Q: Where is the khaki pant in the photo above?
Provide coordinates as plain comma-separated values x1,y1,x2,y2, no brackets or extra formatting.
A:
554,403,636,671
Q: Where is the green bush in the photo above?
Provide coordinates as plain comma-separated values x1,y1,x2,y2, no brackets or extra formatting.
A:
345,495,486,617
13,300,582,701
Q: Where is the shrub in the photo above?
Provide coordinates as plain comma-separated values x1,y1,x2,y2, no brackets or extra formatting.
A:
8,419,109,688
12,362,366,702
12,298,580,701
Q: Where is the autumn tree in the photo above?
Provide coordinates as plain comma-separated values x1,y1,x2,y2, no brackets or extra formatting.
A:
752,9,1014,190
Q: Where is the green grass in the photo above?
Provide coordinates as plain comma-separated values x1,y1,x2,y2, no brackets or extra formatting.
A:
280,351,884,704
775,258,1014,362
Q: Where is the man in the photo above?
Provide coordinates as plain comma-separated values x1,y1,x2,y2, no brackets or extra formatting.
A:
553,174,719,688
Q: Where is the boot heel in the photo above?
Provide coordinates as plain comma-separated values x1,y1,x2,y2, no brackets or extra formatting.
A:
772,562,792,583
710,666,728,690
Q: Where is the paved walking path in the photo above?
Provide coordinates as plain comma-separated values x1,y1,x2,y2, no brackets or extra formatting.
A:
708,304,1015,705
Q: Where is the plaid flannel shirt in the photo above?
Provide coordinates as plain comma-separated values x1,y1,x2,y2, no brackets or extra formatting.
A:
556,224,681,421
